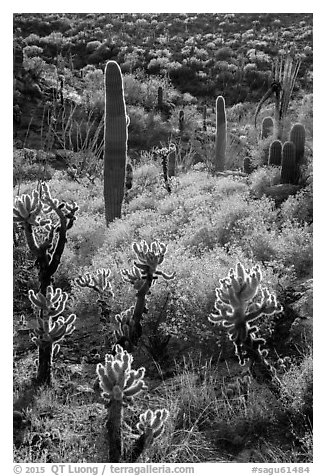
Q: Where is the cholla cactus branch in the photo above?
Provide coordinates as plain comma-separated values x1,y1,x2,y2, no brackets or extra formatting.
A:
75,268,113,297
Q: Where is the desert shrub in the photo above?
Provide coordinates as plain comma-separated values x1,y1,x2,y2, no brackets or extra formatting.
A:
276,221,312,278
123,73,181,110
296,94,313,139
249,166,281,197
127,106,172,148
279,184,313,225
126,161,161,198
42,173,104,215
66,213,107,267
281,350,312,419
13,149,56,186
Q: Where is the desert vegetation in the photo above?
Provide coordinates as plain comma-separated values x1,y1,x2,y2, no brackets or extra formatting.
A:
13,13,312,464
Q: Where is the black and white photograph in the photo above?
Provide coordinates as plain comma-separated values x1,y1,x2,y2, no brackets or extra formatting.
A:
11,7,315,469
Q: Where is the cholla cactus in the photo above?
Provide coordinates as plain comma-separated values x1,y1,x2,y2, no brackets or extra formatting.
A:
224,373,251,401
13,189,46,226
96,345,168,462
75,268,114,322
209,263,283,394
137,408,169,439
75,268,113,297
13,182,78,294
96,344,147,404
118,240,175,350
155,144,176,193
130,240,175,281
28,286,76,385
111,307,138,351
130,409,169,462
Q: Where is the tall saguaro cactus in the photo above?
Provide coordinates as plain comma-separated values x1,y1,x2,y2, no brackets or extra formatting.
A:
104,61,128,226
214,95,227,173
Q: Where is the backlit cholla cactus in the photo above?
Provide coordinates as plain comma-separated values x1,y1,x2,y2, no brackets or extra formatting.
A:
130,409,169,462
129,240,175,282
96,345,169,462
111,307,137,350
75,268,113,296
28,286,76,385
209,263,283,395
75,268,114,322
13,182,78,294
117,241,175,351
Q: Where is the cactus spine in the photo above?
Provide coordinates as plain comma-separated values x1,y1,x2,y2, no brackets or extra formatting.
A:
290,123,306,165
268,140,282,166
104,61,128,225
281,141,297,184
261,116,274,139
214,95,227,173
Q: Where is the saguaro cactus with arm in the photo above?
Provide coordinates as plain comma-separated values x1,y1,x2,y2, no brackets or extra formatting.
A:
104,60,128,225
